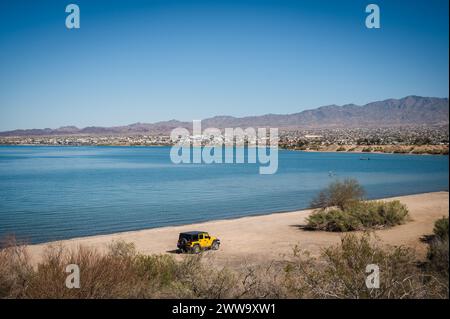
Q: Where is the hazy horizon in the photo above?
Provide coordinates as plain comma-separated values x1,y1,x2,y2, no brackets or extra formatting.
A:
0,94,448,132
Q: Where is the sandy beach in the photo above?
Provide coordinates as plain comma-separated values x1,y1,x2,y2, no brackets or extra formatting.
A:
27,191,449,269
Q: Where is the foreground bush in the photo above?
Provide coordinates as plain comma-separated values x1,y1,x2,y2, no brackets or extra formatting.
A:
0,234,447,299
0,237,33,298
433,217,449,241
426,217,449,281
283,234,448,298
0,239,238,299
306,200,409,232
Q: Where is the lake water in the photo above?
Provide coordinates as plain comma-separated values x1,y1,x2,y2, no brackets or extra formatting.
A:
0,146,448,243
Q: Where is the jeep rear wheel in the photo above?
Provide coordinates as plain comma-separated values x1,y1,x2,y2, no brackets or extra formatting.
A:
192,244,201,254
211,240,220,250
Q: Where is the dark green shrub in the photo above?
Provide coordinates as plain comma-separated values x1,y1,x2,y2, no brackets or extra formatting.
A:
346,202,383,228
427,238,449,279
306,209,362,232
433,217,449,241
374,200,409,226
306,200,409,232
426,217,449,282
134,254,178,287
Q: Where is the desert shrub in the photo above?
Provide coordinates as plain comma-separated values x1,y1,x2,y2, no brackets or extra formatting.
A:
426,217,449,281
166,254,239,299
0,238,242,299
310,179,365,210
236,264,287,298
427,239,449,280
305,209,362,232
345,201,383,228
306,200,409,232
108,240,136,258
433,217,449,241
283,233,448,298
133,254,181,294
0,234,448,299
362,200,409,227
25,244,144,298
0,237,33,298
336,146,346,152
308,180,408,232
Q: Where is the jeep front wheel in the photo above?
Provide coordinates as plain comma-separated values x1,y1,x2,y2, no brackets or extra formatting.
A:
192,244,201,254
211,241,220,250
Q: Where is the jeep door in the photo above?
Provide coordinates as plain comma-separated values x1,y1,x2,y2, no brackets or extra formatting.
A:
203,233,212,247
198,234,206,248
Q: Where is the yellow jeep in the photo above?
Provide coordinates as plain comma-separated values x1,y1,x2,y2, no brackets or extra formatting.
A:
177,231,220,253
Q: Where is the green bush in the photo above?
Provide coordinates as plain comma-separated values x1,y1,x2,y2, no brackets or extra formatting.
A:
433,217,449,241
365,200,409,227
308,180,408,232
133,254,178,287
306,200,409,232
427,238,449,280
305,209,362,232
426,217,449,281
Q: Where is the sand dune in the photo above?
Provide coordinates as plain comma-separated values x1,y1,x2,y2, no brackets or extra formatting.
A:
27,191,449,269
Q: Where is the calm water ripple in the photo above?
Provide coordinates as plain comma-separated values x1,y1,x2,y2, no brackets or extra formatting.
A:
0,146,448,243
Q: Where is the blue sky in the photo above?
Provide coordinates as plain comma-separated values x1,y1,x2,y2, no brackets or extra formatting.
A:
0,0,448,131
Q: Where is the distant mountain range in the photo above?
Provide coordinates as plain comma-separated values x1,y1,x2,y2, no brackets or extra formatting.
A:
1,96,448,136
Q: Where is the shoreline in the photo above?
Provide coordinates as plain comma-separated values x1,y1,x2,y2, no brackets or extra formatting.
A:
281,144,449,156
1,143,448,156
285,148,449,156
25,191,449,268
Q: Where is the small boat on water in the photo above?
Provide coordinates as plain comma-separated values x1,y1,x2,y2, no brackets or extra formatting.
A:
359,157,371,160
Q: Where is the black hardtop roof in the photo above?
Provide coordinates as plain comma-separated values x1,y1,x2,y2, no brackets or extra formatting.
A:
180,231,208,235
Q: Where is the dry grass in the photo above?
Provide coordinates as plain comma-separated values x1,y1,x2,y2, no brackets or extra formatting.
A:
0,232,447,299
283,233,447,298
